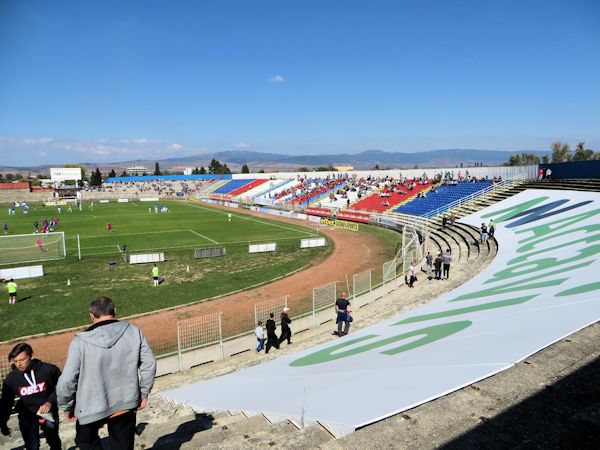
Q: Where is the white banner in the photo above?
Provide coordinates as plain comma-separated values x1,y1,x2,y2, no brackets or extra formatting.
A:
163,190,600,437
0,265,44,280
249,243,277,253
129,253,165,264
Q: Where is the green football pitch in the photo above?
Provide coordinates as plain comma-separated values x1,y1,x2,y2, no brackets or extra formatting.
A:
0,200,331,340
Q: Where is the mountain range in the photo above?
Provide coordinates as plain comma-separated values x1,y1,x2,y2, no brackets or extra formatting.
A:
0,149,549,174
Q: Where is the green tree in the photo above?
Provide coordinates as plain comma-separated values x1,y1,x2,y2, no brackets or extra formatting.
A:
154,162,161,175
108,169,117,178
507,153,540,166
5,173,15,181
551,141,570,162
542,155,549,164
258,169,265,173
208,159,222,174
89,167,102,186
573,142,595,161
296,167,310,172
120,170,128,177
241,163,250,173
199,166,206,174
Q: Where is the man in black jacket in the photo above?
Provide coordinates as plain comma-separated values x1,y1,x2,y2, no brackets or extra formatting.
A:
0,342,62,450
279,307,292,345
265,313,279,354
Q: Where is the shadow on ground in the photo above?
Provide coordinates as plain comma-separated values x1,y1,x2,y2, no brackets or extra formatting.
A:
443,355,600,450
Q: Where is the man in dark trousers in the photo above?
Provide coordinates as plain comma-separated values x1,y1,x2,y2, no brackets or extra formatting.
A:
57,296,156,450
434,252,443,280
0,343,62,450
334,292,351,336
265,313,279,354
279,307,292,345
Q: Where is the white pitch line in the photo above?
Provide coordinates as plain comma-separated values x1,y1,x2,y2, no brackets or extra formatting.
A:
81,229,192,239
182,201,314,236
188,229,220,244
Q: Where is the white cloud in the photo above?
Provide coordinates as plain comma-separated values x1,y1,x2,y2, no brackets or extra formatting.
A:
36,151,48,157
234,142,251,149
23,137,54,145
170,143,182,151
269,74,285,83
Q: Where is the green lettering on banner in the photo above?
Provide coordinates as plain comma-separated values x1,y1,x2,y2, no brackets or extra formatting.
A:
481,197,548,223
289,321,472,367
556,282,600,297
395,295,538,325
451,261,592,302
510,230,600,265
515,209,600,244
491,245,600,282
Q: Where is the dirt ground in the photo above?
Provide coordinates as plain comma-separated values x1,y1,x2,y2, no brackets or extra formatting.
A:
0,205,389,369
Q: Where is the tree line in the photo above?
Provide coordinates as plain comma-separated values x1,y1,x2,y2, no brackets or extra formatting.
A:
506,141,599,166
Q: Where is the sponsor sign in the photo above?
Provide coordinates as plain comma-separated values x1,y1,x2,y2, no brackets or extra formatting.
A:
50,167,82,182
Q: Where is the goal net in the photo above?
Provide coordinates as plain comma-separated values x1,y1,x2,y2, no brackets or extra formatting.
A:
0,232,66,266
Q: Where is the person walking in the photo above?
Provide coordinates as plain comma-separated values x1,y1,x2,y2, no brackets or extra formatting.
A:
434,253,443,280
334,292,352,336
152,265,160,287
425,252,433,280
255,321,265,353
443,249,452,280
0,343,62,450
57,296,156,450
7,279,17,305
407,261,417,288
279,307,292,345
488,219,496,238
265,313,279,354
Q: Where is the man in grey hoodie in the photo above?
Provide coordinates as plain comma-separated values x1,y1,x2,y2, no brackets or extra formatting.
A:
57,296,156,450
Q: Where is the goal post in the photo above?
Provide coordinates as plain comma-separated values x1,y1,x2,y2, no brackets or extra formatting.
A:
0,232,66,266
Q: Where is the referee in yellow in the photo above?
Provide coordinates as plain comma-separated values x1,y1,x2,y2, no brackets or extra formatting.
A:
7,279,17,305
152,265,160,287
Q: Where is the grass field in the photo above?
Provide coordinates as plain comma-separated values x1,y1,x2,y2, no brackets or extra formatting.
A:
0,200,332,341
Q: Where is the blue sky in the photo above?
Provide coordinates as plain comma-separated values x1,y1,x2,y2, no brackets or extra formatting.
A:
1,0,599,166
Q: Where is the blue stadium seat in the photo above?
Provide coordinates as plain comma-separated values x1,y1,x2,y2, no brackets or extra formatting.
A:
394,180,492,216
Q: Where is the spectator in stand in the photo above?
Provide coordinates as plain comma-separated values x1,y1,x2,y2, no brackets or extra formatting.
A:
0,343,62,450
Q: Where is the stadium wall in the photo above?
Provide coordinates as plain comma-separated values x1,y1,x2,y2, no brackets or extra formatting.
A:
232,165,537,181
539,160,600,179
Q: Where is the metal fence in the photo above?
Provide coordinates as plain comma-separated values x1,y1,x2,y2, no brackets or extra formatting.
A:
353,269,372,299
254,296,289,326
0,357,11,381
312,281,337,328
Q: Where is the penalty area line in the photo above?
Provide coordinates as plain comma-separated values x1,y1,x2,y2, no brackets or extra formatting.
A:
188,229,220,244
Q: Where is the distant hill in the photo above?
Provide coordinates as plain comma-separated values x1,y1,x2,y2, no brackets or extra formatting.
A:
0,149,550,174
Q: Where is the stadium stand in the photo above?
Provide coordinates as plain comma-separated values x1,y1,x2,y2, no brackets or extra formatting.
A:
228,178,268,196
394,179,493,216
352,179,432,213
212,179,255,194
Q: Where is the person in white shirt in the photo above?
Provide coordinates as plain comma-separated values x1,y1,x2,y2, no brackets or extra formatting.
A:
255,322,265,353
